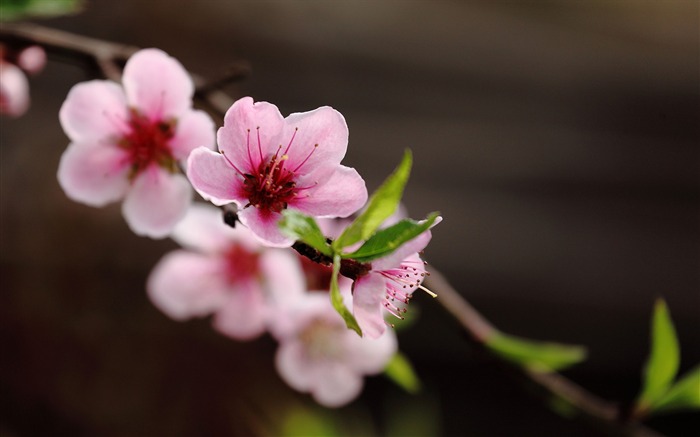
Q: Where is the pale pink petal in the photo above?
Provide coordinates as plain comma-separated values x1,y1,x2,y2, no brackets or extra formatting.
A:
261,249,306,308
147,251,229,320
237,206,293,247
373,229,433,271
0,61,29,117
187,147,246,206
57,142,130,207
59,80,128,143
282,106,349,179
344,329,398,374
170,202,238,253
168,109,216,161
292,165,367,218
122,48,193,120
352,274,387,339
122,167,192,238
312,362,363,408
275,340,314,391
213,281,268,340
217,97,285,169
17,46,46,74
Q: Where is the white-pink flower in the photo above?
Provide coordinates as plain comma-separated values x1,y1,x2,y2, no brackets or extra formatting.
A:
147,203,305,340
0,45,46,117
57,48,215,238
187,97,367,247
352,229,435,339
271,291,397,407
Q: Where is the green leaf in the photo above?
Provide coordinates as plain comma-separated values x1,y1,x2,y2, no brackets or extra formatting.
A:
333,150,412,251
652,365,700,414
0,0,82,21
384,352,421,393
486,331,587,373
343,212,439,262
637,299,680,410
279,210,332,257
330,254,362,336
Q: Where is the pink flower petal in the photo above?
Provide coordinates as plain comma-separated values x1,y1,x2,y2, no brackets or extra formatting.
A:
344,329,397,374
293,165,367,218
275,340,314,392
168,109,216,161
312,362,363,408
260,249,306,308
282,106,349,179
0,61,29,117
217,97,285,170
187,147,246,206
57,142,131,207
59,80,128,143
352,274,388,339
170,202,239,253
237,206,293,247
122,167,192,238
122,48,193,120
213,281,268,340
147,251,229,320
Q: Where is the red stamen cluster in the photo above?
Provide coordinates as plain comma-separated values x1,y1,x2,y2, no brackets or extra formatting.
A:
381,260,427,321
224,244,260,283
121,109,176,177
243,149,298,213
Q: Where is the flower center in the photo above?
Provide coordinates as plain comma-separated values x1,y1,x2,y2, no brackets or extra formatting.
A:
300,318,345,361
243,150,298,213
223,244,260,283
120,109,176,178
380,257,434,324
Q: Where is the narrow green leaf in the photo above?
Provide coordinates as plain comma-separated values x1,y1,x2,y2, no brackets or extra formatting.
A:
330,254,362,336
279,210,332,257
343,212,439,262
486,331,587,373
652,365,700,414
637,299,680,410
384,352,421,393
333,150,412,251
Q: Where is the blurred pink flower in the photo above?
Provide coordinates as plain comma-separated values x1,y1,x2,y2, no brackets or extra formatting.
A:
57,48,215,238
271,291,396,407
187,97,367,247
352,228,435,339
147,203,305,340
0,45,46,117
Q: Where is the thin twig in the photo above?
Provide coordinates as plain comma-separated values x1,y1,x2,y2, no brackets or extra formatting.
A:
425,269,664,437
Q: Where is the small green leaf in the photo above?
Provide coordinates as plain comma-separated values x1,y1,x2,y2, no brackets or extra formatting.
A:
637,299,680,410
0,0,82,21
279,210,332,257
384,352,421,393
281,406,338,437
330,254,362,336
652,365,700,414
333,150,412,251
486,331,587,373
343,212,439,262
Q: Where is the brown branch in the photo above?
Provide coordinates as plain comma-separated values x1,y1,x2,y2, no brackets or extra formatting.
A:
0,22,242,115
1,21,666,437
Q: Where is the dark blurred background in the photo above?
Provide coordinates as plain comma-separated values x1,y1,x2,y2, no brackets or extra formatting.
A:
1,1,698,436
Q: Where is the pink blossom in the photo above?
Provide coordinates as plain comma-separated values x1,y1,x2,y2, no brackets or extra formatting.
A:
57,48,215,238
147,203,305,340
187,97,367,247
352,228,436,339
271,291,397,407
0,45,45,117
